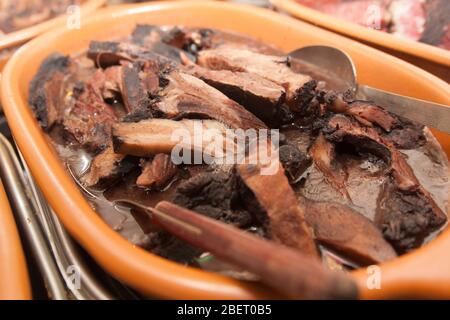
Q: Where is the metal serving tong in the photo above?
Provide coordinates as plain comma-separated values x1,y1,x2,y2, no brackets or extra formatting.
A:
289,45,450,134
114,200,358,300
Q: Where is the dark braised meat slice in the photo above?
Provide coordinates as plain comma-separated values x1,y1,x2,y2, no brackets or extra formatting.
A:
120,61,154,113
172,169,253,228
323,94,425,149
136,154,178,189
87,41,176,69
29,54,70,129
63,71,120,152
196,47,311,107
324,114,447,251
309,133,350,201
112,119,234,157
183,64,286,124
237,158,319,257
384,115,426,150
154,70,267,129
279,144,311,183
305,200,397,265
237,152,398,264
81,146,135,188
131,25,212,56
376,181,446,252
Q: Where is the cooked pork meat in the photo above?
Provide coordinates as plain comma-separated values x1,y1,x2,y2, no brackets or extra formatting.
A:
305,200,397,265
197,47,312,107
81,146,133,188
309,133,351,201
173,169,253,228
154,70,267,129
29,54,71,129
87,41,176,69
324,114,447,251
183,64,286,124
112,118,235,158
237,158,319,258
120,61,153,113
30,25,448,277
136,154,178,189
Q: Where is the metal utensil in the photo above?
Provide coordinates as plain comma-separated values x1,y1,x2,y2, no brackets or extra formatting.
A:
289,45,450,134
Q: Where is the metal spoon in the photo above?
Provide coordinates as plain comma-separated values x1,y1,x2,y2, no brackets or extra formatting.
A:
289,45,450,134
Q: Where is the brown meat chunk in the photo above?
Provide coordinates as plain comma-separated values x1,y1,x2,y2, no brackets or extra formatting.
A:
63,73,119,151
29,54,70,129
197,47,311,106
305,201,397,265
172,170,253,228
237,158,319,257
155,70,267,130
81,147,134,188
136,154,178,189
112,118,235,158
120,61,152,113
183,64,286,123
324,114,447,251
309,133,351,201
323,93,425,149
87,41,175,69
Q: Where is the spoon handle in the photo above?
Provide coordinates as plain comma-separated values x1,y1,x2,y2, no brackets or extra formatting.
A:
357,85,450,134
153,201,357,300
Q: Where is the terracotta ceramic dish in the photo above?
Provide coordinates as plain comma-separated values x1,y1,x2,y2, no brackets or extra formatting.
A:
270,0,450,82
2,1,450,299
0,181,31,300
0,0,106,72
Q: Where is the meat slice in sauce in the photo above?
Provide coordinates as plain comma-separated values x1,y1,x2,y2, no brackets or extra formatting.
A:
172,169,253,228
29,54,71,129
324,94,425,149
112,118,235,158
120,61,153,113
63,72,120,152
324,114,447,251
237,150,396,265
87,41,176,69
196,47,311,107
154,70,267,129
81,146,134,188
309,133,351,201
305,200,397,265
237,159,319,258
183,64,286,123
136,154,178,189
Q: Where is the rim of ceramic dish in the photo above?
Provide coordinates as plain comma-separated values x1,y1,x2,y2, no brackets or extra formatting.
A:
0,0,106,53
270,0,450,68
2,1,450,299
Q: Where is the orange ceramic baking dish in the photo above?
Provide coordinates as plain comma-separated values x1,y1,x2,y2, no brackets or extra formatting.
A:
0,181,31,300
2,1,450,299
271,0,450,82
0,0,106,72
